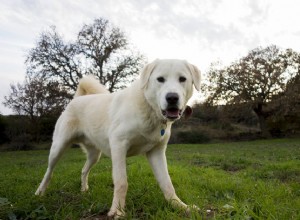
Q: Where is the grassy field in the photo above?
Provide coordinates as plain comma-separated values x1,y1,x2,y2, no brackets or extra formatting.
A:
0,138,299,219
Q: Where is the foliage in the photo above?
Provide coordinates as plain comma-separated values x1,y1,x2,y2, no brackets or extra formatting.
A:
0,139,299,219
176,130,211,143
8,133,34,151
274,69,300,117
203,45,299,137
2,76,70,142
204,46,290,105
1,115,30,147
3,76,71,119
26,18,145,92
0,115,32,150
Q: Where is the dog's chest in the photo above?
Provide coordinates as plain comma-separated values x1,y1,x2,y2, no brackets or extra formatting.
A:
126,127,170,156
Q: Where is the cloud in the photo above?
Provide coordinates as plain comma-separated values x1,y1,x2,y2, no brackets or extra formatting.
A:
0,0,300,114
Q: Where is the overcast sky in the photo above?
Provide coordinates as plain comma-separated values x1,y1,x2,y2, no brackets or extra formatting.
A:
1,0,300,114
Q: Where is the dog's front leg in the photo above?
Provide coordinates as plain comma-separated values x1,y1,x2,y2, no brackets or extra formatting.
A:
146,146,188,209
108,142,128,218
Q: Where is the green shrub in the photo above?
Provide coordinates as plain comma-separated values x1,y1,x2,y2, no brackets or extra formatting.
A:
9,134,34,151
175,130,211,144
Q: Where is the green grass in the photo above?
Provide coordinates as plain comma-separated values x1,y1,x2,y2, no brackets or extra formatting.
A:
0,138,300,219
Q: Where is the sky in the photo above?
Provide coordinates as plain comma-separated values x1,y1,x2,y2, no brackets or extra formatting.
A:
0,0,300,114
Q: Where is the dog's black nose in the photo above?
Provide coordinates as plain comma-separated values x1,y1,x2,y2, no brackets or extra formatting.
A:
166,93,179,104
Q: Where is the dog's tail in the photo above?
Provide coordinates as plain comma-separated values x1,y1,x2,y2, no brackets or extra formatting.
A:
74,75,110,97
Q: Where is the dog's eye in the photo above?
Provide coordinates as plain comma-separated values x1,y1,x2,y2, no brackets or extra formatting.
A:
179,76,186,83
157,77,165,83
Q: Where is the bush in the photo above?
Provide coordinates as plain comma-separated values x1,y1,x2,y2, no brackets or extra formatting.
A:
40,116,57,141
9,134,34,151
192,104,219,122
174,130,211,144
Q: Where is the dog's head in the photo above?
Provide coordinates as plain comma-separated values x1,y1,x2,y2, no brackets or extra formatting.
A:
140,59,201,121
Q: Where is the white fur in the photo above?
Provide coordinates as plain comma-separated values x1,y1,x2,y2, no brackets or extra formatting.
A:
35,59,201,218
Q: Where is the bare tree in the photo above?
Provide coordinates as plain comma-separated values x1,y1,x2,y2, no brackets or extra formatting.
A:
3,76,71,140
26,18,145,93
3,76,71,118
203,45,295,137
26,27,83,91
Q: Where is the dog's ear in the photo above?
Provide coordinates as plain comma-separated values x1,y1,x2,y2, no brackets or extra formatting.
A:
183,105,193,119
140,59,158,89
187,63,201,91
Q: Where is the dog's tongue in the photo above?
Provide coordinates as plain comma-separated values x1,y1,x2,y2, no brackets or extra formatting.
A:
166,109,180,118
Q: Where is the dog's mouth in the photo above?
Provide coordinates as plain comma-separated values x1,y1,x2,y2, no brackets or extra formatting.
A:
162,107,182,120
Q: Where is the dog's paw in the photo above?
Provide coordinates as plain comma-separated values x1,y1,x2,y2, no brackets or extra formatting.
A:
35,188,45,196
183,204,201,216
107,209,125,219
81,185,89,192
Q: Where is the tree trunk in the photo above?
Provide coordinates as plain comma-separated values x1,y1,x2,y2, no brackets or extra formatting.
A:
253,103,272,138
256,113,271,138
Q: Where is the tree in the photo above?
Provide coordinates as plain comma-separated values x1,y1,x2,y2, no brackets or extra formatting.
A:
26,18,145,93
203,45,295,137
282,49,300,114
270,50,300,134
26,27,83,91
3,76,71,141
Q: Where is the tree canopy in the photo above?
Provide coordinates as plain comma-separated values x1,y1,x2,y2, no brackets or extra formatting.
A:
26,18,145,93
3,76,71,119
203,45,299,137
3,76,71,141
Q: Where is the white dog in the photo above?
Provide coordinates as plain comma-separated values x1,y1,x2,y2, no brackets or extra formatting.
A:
35,59,201,218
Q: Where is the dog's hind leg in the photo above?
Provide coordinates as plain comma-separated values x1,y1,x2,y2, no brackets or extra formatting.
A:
35,139,70,196
81,146,101,192
35,115,79,196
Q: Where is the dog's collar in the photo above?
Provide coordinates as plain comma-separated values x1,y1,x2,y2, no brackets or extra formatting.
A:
160,120,167,136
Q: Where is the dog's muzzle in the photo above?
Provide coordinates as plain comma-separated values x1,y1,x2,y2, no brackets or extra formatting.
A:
162,92,182,120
